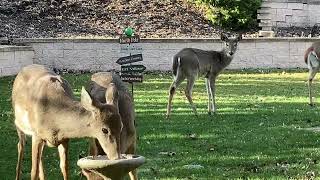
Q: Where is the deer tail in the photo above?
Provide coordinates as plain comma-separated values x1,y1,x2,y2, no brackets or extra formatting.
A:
172,56,181,77
304,47,314,64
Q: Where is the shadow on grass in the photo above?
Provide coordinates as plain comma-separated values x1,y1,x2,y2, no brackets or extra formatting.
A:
135,100,320,179
136,112,320,179
136,80,309,98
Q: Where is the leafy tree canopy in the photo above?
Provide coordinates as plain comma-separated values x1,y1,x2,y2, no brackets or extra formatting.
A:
192,0,262,31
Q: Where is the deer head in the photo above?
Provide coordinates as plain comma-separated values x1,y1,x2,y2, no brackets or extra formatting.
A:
221,33,242,56
81,87,122,160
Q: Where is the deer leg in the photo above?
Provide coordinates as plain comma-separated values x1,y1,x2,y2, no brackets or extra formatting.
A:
15,129,25,180
166,82,176,119
208,76,217,114
58,140,69,180
39,141,45,180
206,78,213,114
185,75,198,116
126,144,137,180
82,169,102,180
128,167,137,180
89,138,100,156
166,73,185,118
31,136,43,180
308,68,318,106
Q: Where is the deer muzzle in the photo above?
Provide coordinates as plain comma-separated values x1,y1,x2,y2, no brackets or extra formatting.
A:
98,136,121,160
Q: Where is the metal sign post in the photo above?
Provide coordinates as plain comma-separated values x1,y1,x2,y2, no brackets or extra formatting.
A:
118,29,145,98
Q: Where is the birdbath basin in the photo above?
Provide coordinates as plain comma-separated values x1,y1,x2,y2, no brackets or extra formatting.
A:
77,154,145,180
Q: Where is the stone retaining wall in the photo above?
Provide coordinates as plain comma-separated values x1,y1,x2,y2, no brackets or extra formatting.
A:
1,38,320,77
258,0,320,31
0,46,34,76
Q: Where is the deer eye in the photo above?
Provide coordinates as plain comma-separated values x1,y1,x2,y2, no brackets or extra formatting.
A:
102,128,109,134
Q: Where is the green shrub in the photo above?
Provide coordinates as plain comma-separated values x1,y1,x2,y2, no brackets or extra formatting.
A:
192,0,262,31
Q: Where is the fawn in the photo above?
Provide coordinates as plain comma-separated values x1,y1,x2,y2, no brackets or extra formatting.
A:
166,33,241,118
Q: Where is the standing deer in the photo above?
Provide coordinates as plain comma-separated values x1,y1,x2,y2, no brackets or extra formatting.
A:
166,33,241,118
83,72,137,180
304,41,320,106
12,64,122,180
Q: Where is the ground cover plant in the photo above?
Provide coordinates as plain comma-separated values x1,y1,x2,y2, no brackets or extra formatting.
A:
1,70,320,179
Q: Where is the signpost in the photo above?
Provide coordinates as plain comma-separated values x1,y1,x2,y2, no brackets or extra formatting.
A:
121,64,146,73
116,54,143,65
118,28,145,97
119,35,140,44
120,74,143,82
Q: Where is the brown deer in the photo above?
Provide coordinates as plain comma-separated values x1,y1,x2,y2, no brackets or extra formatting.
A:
166,33,241,118
12,64,122,180
83,72,137,180
304,41,320,106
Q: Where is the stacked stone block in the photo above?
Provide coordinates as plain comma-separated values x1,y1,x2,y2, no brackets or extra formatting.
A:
0,46,34,76
258,0,320,30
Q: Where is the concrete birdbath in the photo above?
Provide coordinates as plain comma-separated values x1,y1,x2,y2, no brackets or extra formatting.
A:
77,154,145,180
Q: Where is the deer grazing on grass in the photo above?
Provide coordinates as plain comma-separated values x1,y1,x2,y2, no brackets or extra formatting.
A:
83,72,137,180
304,41,320,106
12,64,122,180
166,33,241,118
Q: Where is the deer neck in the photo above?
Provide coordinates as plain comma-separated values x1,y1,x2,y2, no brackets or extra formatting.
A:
45,100,95,140
221,49,235,67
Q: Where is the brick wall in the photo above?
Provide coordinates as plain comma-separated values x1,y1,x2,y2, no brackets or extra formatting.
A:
258,0,320,31
2,38,319,77
0,46,34,76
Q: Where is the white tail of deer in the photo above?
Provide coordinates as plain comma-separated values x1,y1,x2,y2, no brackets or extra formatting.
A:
84,72,137,180
12,64,122,180
166,33,241,118
304,41,320,106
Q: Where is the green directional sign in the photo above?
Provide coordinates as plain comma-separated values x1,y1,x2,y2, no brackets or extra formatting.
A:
121,65,146,73
121,74,143,83
116,54,143,65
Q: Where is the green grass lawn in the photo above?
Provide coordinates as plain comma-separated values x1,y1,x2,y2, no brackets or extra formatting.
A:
1,70,320,179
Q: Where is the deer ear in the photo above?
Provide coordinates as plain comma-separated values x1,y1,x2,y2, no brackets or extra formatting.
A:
81,86,96,111
105,83,119,112
221,33,228,41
